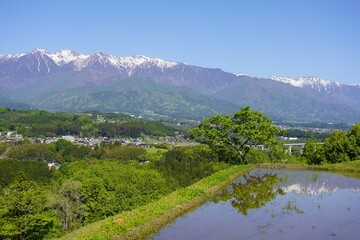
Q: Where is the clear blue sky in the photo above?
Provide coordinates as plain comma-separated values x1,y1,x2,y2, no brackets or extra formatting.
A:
1,0,359,84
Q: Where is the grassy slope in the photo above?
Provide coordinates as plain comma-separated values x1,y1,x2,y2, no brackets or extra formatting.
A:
310,160,360,172
60,165,252,240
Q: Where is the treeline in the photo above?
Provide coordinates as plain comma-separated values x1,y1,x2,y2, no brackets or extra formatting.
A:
277,121,352,130
302,123,360,164
282,129,332,141
0,108,175,137
0,139,146,164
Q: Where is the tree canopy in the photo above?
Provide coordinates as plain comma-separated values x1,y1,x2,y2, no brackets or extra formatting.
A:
302,123,360,164
191,106,280,164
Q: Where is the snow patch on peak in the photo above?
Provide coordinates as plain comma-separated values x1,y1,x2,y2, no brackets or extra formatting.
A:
119,55,178,69
0,53,25,59
31,49,48,54
49,50,88,66
234,73,250,77
270,76,342,93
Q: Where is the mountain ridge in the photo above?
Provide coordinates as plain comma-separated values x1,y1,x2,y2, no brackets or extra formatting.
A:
0,49,359,122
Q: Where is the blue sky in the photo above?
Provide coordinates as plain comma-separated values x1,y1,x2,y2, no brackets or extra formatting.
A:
1,0,359,84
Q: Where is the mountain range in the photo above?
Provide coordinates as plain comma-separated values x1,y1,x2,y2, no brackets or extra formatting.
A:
0,49,359,123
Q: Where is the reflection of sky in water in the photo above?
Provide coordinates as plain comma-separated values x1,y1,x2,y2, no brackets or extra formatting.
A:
149,169,360,240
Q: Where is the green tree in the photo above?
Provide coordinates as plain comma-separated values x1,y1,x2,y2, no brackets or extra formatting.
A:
322,131,353,163
0,177,55,239
50,180,87,231
7,143,55,162
191,106,279,164
55,139,73,152
156,145,217,188
106,146,146,161
302,140,325,164
348,123,360,160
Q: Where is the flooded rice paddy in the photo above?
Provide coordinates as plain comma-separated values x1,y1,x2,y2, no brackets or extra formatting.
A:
149,169,360,240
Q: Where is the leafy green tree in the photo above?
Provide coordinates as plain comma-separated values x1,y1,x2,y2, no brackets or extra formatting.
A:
7,143,55,162
302,124,360,164
322,131,353,163
244,148,269,164
50,180,87,231
61,145,89,162
191,106,280,164
348,123,360,160
55,160,170,225
302,140,325,165
266,141,294,163
105,146,146,161
55,139,73,152
156,145,218,188
0,160,53,189
0,177,55,239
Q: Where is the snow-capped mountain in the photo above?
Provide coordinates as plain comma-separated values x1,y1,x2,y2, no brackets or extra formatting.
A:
0,49,359,122
0,49,236,94
270,76,344,93
0,49,179,74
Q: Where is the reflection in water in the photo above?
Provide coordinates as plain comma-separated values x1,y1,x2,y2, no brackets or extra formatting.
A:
282,181,360,196
150,169,360,240
213,173,284,215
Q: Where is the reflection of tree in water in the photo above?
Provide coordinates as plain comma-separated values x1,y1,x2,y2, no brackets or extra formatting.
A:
214,173,284,215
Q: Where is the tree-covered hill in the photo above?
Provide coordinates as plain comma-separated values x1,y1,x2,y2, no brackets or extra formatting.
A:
0,108,176,138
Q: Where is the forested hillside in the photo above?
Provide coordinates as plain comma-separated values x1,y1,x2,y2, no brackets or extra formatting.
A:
0,108,175,138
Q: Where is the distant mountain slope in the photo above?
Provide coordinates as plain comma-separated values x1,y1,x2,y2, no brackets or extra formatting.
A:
31,78,239,120
214,76,359,122
0,49,359,122
270,76,360,115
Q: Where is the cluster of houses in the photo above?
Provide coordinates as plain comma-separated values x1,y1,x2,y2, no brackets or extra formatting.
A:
0,129,193,150
0,131,148,147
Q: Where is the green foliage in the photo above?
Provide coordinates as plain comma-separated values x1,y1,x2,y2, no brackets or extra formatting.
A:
61,165,252,240
191,106,280,164
61,145,89,162
55,139,73,152
0,109,94,137
144,121,174,136
283,129,332,141
310,160,360,173
0,108,176,138
0,178,56,239
99,120,175,138
7,143,56,162
50,180,87,231
105,146,146,161
266,141,296,163
55,160,170,226
245,148,269,164
0,160,53,189
302,123,360,164
156,145,219,189
0,142,7,155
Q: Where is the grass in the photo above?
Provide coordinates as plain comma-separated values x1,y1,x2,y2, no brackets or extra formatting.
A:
311,160,360,172
60,164,253,240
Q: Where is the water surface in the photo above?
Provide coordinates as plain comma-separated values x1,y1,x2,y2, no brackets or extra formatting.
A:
149,169,360,240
